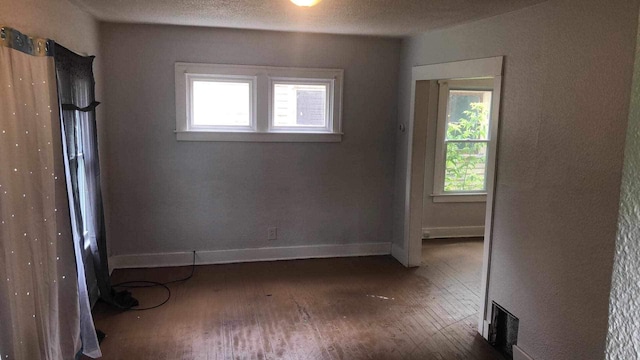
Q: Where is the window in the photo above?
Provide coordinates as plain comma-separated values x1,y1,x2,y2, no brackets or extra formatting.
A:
433,78,495,202
175,63,343,142
271,80,331,131
69,116,92,249
190,78,254,130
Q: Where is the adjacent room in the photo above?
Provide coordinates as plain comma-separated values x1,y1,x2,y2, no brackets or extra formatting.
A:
1,0,640,359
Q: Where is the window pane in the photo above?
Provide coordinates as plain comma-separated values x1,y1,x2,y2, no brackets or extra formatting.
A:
444,142,488,192
273,83,327,127
445,90,492,140
193,81,251,126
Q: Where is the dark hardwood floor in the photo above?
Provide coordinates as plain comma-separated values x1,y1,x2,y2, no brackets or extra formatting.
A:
91,238,503,359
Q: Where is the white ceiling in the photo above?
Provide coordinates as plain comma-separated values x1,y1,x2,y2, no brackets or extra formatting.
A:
71,0,547,37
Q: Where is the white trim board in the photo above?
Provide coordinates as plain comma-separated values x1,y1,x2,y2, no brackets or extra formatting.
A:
109,242,392,269
412,57,503,81
391,243,409,267
513,345,535,360
422,226,485,239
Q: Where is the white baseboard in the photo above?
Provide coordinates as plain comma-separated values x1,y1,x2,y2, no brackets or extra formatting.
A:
513,345,535,360
422,226,485,239
109,242,392,269
481,320,490,340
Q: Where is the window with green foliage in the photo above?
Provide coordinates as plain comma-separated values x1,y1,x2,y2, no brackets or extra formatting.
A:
434,79,494,197
444,91,491,191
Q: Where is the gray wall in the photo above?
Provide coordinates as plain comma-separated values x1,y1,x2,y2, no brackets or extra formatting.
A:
393,0,638,358
100,23,400,256
414,81,486,235
607,12,640,359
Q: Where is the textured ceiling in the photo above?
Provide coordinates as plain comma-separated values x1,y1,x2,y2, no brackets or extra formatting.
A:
71,0,547,37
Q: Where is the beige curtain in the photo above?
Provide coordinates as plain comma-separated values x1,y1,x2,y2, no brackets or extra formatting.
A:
0,38,82,358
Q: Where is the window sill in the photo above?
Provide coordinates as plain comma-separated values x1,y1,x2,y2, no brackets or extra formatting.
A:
175,131,343,143
431,193,487,203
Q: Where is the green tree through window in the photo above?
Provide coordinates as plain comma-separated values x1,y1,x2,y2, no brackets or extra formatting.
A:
444,101,490,191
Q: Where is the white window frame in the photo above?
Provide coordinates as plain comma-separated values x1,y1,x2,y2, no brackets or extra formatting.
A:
175,63,343,142
432,78,495,203
269,77,335,133
186,73,257,132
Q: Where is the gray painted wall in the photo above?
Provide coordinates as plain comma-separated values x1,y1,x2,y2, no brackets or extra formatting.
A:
414,81,486,234
606,12,640,359
393,0,639,358
100,23,400,256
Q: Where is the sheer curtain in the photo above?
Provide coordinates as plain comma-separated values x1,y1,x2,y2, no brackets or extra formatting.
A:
0,27,86,359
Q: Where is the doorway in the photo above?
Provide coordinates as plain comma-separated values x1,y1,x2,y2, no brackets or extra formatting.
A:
397,57,503,339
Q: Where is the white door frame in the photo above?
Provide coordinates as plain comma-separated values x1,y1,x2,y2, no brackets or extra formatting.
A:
398,56,503,339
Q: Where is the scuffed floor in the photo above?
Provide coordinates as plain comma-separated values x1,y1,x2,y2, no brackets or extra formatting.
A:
91,238,503,359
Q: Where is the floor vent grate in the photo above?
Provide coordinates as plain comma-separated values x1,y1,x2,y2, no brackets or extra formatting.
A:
489,302,519,359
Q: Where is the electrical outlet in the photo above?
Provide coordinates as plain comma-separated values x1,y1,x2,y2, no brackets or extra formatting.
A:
268,227,277,240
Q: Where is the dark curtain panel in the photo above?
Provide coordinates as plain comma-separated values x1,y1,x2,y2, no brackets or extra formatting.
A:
54,44,137,309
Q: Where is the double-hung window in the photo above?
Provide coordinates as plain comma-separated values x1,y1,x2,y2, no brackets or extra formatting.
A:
175,63,343,142
433,78,495,202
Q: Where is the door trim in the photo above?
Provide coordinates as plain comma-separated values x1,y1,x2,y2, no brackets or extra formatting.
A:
398,56,504,338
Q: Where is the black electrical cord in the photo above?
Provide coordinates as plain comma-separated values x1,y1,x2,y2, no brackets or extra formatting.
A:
111,251,196,311
111,281,171,311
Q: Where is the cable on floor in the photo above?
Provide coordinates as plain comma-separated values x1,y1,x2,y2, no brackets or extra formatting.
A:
111,251,196,311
